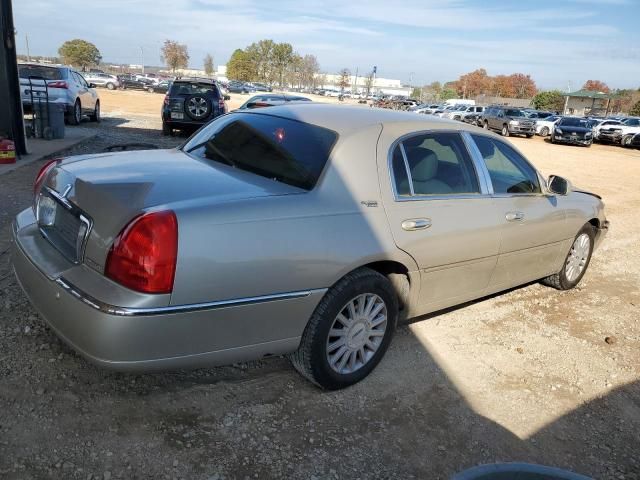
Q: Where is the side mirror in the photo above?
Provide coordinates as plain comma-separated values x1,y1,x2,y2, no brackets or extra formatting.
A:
548,175,570,195
224,95,230,101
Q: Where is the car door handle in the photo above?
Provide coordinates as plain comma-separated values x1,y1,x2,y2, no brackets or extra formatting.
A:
505,211,525,222
402,218,432,231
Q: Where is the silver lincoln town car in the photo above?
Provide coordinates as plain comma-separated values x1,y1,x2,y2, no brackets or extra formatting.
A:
12,104,608,389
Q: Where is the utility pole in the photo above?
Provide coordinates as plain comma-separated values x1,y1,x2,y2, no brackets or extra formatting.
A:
353,67,358,93
25,34,30,61
140,46,144,74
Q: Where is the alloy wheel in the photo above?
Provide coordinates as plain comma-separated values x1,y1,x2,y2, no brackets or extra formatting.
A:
326,293,387,375
565,233,591,282
188,97,208,117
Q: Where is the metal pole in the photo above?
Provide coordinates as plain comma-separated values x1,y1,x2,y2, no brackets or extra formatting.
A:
25,34,30,61
140,46,144,74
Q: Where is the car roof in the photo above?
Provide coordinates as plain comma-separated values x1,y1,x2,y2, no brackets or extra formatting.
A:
242,103,469,134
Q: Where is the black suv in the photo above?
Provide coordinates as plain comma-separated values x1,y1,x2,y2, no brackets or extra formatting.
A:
482,106,535,137
161,78,227,135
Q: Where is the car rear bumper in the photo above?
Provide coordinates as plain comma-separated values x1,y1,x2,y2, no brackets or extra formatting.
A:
12,208,324,372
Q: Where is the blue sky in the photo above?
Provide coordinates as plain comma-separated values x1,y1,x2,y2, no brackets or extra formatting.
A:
13,0,640,90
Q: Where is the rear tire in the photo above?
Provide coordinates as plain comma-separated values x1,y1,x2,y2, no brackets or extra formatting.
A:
67,99,82,125
483,121,489,130
161,122,172,136
289,268,398,390
88,101,100,122
541,223,595,290
526,134,534,138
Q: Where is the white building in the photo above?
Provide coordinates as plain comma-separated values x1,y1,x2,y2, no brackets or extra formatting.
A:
319,73,410,96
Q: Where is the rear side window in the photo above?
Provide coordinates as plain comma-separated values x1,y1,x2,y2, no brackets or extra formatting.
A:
18,65,65,80
183,113,338,190
391,132,480,196
170,82,219,97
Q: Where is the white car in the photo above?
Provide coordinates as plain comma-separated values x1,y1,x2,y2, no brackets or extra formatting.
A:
597,118,640,146
19,63,101,125
591,119,622,140
83,72,120,90
447,105,485,121
535,115,562,137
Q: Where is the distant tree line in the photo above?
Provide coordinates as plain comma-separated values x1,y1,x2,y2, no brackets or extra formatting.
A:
226,39,321,87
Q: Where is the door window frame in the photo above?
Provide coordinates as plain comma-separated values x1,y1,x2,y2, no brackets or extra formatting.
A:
465,131,548,197
388,129,491,202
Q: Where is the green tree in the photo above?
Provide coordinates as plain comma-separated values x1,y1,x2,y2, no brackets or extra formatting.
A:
440,88,457,101
630,100,640,116
531,90,565,112
203,53,214,77
58,39,101,71
160,40,189,73
410,87,422,99
226,49,254,81
272,42,294,86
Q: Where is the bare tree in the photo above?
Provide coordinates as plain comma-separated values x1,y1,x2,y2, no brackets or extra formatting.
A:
160,40,189,73
337,68,351,91
203,53,214,77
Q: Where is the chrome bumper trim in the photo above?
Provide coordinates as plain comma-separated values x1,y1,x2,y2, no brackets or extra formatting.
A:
55,277,326,317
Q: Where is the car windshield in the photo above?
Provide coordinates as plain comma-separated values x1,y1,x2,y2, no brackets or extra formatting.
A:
182,112,338,190
18,65,65,80
624,118,640,126
505,109,525,117
561,118,590,127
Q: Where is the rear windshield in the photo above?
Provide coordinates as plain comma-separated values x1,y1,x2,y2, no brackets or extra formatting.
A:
183,112,338,190
170,82,218,96
18,65,65,80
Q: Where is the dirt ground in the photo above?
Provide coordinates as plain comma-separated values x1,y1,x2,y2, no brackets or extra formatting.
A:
1,92,639,480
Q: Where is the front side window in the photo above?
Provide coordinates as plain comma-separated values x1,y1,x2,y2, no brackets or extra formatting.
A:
471,134,541,194
391,132,480,196
183,112,337,191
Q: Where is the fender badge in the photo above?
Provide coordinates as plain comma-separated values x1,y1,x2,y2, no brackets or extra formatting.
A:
361,201,378,207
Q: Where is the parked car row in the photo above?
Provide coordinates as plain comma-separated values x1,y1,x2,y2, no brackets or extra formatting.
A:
533,114,640,148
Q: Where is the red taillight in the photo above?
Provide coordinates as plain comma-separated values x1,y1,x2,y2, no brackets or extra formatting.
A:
164,95,170,106
105,211,178,294
48,81,68,89
218,98,225,110
34,158,60,193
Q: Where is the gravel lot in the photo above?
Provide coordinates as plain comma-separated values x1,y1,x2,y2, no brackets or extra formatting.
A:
1,93,639,480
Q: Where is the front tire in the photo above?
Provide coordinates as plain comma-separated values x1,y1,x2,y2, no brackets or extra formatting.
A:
483,121,489,130
540,127,549,137
501,124,510,137
622,135,633,147
541,223,595,290
106,82,115,90
290,268,398,390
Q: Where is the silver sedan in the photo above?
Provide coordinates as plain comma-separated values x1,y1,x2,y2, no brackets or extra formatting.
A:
12,104,608,389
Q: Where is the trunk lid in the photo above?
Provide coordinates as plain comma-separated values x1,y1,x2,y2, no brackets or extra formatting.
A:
44,148,302,271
